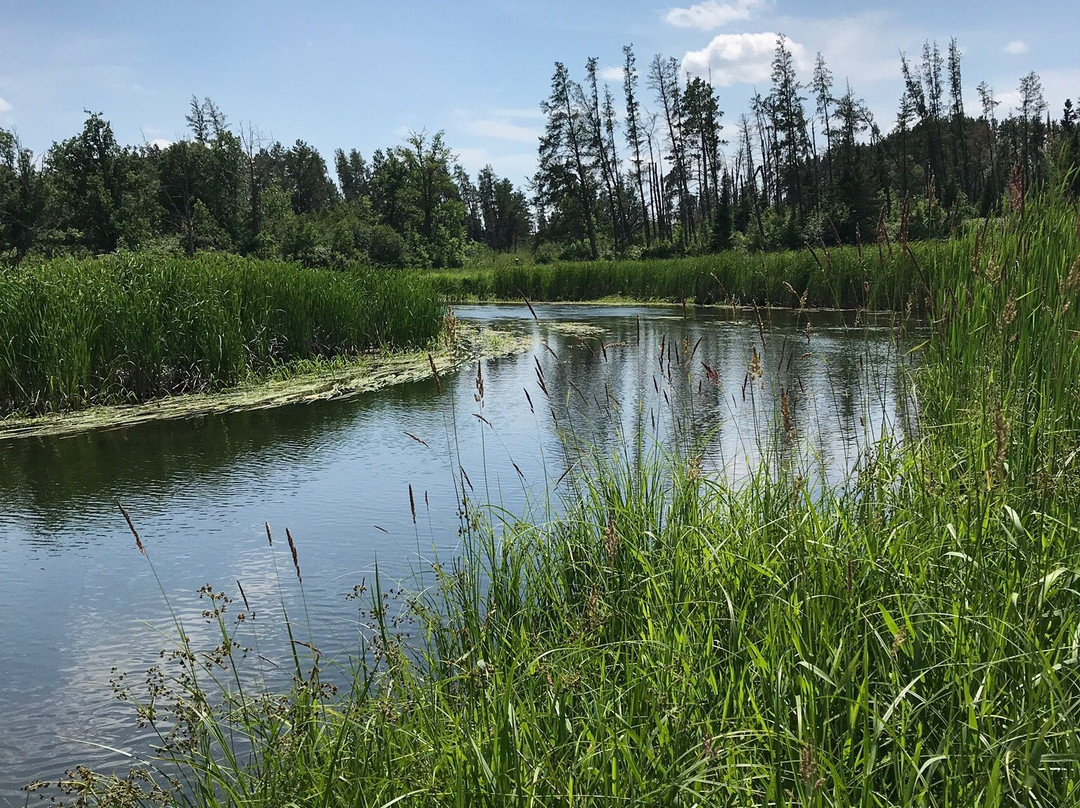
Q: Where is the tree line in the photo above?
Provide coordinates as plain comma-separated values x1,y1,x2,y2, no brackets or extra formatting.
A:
0,97,531,268
2,38,1078,268
533,39,1080,259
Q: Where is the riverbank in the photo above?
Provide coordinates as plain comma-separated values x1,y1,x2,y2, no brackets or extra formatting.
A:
0,253,445,417
426,240,944,310
0,324,532,440
24,196,1080,806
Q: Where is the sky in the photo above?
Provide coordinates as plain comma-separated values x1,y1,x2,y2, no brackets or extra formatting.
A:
1,0,1077,187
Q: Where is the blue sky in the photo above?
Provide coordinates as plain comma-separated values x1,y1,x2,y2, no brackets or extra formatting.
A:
1,0,1076,187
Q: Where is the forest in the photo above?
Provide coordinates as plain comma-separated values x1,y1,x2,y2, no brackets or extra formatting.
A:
1,37,1078,269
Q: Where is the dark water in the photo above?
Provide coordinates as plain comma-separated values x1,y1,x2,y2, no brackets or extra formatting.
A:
0,304,916,803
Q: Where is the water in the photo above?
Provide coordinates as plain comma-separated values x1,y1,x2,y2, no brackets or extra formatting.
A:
0,304,917,803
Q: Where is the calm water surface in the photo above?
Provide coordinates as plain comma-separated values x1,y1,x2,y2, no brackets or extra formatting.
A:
0,304,917,803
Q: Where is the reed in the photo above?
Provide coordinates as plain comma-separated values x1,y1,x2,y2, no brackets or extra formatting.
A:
0,252,444,415
50,194,1080,806
427,241,945,310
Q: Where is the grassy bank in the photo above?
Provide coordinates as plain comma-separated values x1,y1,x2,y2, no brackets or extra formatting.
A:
54,198,1080,806
0,324,533,441
428,240,946,310
0,253,444,416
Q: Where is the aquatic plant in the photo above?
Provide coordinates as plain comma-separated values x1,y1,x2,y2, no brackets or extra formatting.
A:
427,241,941,311
38,192,1080,806
0,253,444,415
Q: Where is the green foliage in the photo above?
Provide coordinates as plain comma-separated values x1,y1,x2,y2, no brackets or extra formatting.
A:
0,252,443,415
431,242,933,310
49,193,1080,807
46,113,159,253
0,129,47,264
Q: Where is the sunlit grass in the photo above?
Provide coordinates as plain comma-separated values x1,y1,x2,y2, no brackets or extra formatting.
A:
48,194,1080,807
428,241,944,311
0,253,444,416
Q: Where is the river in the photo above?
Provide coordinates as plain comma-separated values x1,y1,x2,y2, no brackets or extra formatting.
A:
0,303,917,803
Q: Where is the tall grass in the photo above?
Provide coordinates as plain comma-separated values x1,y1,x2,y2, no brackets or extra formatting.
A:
52,196,1080,806
428,241,944,310
0,252,444,415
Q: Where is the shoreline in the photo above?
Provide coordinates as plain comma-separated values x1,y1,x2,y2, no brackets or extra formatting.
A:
0,325,533,441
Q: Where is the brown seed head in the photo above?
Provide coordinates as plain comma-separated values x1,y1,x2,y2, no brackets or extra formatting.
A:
117,502,146,555
800,743,817,787
604,510,620,562
286,528,302,584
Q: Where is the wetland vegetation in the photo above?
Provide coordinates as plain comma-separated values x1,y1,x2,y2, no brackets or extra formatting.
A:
0,252,444,417
3,22,1080,808
27,191,1078,808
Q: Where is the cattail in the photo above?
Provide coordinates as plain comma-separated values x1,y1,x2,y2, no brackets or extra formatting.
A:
117,502,145,555
286,528,302,584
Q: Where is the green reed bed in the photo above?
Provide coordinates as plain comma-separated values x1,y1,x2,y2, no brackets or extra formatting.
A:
0,253,444,416
56,197,1080,807
429,241,944,310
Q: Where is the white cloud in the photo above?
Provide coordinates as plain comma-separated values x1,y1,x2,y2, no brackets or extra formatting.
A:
664,0,768,31
462,118,540,145
805,12,905,84
599,65,624,82
0,97,12,114
682,32,810,87
453,146,537,184
149,138,172,149
491,107,544,120
1004,40,1029,55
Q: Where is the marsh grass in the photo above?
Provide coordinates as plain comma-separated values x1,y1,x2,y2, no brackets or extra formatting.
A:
427,242,942,311
0,253,443,416
45,195,1080,806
